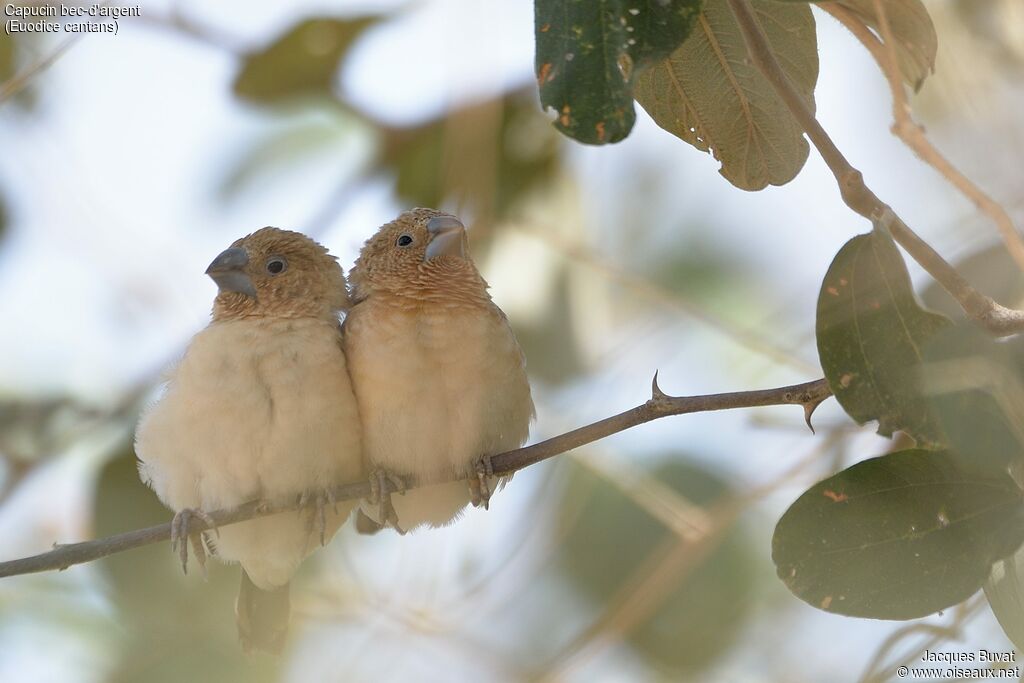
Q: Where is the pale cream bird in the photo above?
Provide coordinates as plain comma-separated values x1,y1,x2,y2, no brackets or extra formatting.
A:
343,208,534,533
135,228,363,653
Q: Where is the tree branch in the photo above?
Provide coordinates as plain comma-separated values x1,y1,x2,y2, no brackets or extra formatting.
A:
0,376,830,579
820,0,1024,274
724,0,1024,336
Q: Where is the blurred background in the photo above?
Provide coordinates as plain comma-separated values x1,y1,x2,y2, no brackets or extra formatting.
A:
0,1,1022,681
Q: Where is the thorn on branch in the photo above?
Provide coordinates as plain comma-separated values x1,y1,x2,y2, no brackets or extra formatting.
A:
651,370,670,402
803,393,830,434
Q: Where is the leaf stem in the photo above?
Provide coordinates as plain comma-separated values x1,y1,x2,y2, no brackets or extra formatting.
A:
822,0,1024,274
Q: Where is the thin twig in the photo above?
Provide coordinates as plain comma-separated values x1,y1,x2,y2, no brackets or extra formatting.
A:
820,1,1024,273
0,35,82,106
0,376,830,579
724,0,1024,336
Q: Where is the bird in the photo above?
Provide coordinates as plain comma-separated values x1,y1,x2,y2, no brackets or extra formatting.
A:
135,227,363,653
343,208,534,533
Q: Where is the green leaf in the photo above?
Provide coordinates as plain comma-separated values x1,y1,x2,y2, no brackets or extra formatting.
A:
233,17,378,104
923,325,1024,474
816,229,952,442
534,0,703,145
557,457,756,674
773,449,1024,620
778,0,936,91
633,0,818,190
985,537,1024,652
837,0,936,91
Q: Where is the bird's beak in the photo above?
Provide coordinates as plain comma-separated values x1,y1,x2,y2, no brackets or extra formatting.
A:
206,247,256,299
424,215,466,261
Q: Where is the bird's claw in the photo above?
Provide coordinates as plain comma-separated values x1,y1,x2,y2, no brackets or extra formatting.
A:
368,469,406,535
297,488,338,546
470,455,495,510
170,508,217,578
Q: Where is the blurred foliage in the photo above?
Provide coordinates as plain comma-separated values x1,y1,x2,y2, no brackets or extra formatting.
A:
234,17,379,104
985,531,1024,653
217,116,355,202
220,87,561,256
93,448,281,683
0,31,14,84
515,268,587,385
922,243,1024,321
953,0,1024,68
774,449,1024,619
924,325,1024,475
0,395,103,462
647,236,743,300
555,457,755,677
378,89,562,247
0,32,36,109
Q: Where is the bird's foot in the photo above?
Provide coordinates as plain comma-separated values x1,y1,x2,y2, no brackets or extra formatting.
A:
470,455,495,510
170,508,217,578
297,488,339,547
368,469,406,535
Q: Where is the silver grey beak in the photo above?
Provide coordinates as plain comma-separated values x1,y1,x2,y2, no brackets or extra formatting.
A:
424,215,466,260
206,246,256,299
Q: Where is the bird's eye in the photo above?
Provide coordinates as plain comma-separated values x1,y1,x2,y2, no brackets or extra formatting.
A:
396,234,414,247
266,257,288,275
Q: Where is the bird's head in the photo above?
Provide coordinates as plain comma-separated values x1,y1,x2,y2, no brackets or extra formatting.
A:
349,208,488,304
207,227,349,321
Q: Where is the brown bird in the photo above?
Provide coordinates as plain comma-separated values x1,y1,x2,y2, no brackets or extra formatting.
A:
343,208,534,532
135,227,363,653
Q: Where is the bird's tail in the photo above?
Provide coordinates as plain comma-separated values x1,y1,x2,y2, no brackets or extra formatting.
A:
236,570,290,654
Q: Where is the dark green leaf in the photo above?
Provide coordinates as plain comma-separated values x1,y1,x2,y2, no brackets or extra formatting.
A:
923,325,1024,474
777,0,936,90
774,449,1024,620
816,229,952,442
634,0,818,190
557,457,756,673
233,17,377,104
534,0,703,145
